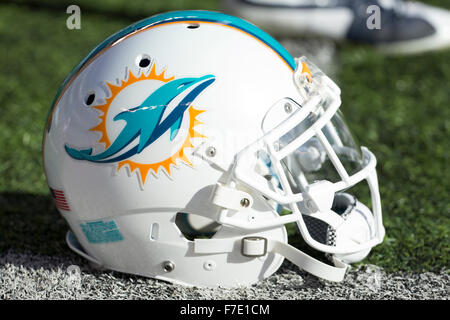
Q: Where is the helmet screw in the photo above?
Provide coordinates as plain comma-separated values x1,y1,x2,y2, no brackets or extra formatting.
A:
306,200,317,211
162,261,175,273
240,198,250,208
203,260,216,271
206,146,216,157
284,102,292,113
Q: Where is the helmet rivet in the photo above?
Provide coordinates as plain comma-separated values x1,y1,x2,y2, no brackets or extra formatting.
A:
162,261,175,273
206,146,216,157
284,102,292,113
203,260,216,271
240,198,250,208
273,141,281,151
306,200,317,211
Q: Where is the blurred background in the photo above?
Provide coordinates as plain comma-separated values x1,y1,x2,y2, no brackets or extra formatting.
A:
0,0,448,275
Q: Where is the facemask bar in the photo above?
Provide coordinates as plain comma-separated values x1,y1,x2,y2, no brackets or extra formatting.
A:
216,57,384,255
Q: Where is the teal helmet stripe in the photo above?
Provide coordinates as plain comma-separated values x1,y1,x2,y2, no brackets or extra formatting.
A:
44,10,295,134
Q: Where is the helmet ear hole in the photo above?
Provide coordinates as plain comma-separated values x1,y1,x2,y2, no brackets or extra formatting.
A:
175,212,221,241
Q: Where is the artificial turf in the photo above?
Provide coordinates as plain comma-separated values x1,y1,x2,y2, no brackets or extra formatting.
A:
0,0,448,274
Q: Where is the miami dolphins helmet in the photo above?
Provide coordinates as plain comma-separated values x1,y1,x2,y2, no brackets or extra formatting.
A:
43,10,385,287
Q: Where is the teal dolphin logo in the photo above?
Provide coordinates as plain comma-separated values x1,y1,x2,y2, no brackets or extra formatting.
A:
65,74,215,163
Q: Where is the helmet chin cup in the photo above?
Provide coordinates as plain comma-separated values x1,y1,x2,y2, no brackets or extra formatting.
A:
331,197,376,264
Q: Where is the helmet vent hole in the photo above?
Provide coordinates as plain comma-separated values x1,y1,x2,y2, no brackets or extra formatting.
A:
136,54,151,68
186,23,200,29
84,91,95,106
150,223,159,241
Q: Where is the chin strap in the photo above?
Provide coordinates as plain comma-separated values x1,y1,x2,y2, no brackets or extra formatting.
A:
194,236,349,282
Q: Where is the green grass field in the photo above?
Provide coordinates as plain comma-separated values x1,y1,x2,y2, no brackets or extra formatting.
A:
0,0,448,274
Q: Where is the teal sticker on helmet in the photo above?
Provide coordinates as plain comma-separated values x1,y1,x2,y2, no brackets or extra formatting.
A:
80,220,124,243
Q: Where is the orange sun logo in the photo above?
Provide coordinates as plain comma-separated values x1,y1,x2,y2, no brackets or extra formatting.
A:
89,63,207,185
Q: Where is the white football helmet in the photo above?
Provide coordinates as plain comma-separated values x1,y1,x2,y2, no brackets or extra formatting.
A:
43,10,385,287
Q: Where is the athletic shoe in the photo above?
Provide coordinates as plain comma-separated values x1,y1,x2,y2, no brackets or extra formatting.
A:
223,0,450,54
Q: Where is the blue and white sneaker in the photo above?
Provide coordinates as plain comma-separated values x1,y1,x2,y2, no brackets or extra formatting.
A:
223,0,450,54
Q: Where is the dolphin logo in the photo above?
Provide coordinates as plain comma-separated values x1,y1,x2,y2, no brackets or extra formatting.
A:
65,74,215,163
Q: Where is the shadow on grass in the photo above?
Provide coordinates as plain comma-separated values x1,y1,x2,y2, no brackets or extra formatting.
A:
0,191,70,256
0,191,103,276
